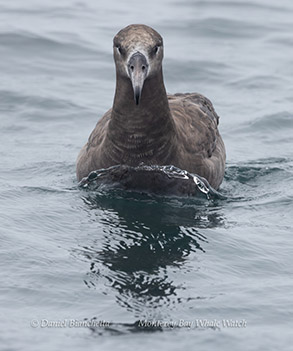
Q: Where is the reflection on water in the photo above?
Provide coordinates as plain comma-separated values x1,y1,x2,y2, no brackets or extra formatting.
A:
77,190,224,318
1,0,293,347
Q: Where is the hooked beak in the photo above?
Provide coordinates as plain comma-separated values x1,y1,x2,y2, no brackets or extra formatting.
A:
128,52,148,105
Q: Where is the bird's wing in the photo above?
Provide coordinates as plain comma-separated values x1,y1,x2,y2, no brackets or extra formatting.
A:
76,109,112,180
167,92,225,189
168,93,220,159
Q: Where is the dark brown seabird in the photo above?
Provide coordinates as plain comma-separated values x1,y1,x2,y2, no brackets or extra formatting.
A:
76,24,226,190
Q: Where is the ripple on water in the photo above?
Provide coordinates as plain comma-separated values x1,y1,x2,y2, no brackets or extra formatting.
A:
0,31,98,56
1,0,293,349
222,157,293,201
0,89,85,116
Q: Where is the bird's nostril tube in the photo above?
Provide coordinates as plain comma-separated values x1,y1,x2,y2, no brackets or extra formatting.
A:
130,65,146,72
128,52,148,77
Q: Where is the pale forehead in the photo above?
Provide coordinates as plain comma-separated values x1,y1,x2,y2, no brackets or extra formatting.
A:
113,24,163,48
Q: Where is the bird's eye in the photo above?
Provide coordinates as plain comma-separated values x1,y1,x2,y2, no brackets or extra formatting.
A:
153,45,159,54
116,45,123,54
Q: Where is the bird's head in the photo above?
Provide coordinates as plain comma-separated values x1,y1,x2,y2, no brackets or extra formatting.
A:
113,24,164,105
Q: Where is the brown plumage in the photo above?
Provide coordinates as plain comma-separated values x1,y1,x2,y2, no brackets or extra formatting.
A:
76,24,226,189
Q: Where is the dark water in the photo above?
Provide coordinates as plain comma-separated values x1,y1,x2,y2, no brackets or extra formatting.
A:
1,0,293,350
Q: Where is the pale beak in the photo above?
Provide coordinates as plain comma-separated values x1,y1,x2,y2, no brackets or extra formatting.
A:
128,52,149,105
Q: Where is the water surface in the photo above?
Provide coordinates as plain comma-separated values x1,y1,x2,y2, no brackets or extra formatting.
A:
0,0,293,350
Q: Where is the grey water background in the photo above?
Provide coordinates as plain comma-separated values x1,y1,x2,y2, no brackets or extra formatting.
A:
0,0,293,350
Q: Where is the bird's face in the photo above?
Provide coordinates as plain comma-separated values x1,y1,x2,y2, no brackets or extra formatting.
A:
113,24,164,105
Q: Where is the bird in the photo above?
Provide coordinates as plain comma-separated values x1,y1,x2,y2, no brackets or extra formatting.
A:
76,24,226,190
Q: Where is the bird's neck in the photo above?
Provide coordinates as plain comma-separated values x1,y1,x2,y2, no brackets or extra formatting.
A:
105,69,177,165
112,69,173,128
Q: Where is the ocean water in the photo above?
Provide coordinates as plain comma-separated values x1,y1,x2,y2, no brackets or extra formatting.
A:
0,0,293,350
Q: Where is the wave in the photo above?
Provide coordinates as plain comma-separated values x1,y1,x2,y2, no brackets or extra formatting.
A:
0,89,86,114
163,16,273,39
245,112,293,132
225,159,290,182
224,112,293,143
179,0,293,13
79,164,226,199
0,31,101,58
